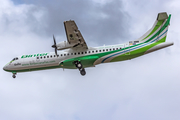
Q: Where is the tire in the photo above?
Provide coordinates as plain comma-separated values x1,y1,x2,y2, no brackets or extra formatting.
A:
77,63,82,68
12,75,16,78
80,69,86,76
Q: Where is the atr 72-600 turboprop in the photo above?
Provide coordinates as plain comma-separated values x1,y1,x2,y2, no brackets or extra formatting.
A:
3,12,173,78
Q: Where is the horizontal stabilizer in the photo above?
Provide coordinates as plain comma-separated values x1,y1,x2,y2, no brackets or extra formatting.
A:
144,42,173,54
157,12,168,20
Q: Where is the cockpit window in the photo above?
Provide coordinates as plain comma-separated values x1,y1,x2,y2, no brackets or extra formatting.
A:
12,57,18,61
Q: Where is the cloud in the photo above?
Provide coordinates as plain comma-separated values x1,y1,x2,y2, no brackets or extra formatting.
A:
12,0,130,46
0,0,180,120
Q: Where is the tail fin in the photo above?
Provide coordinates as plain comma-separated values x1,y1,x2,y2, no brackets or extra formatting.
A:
137,12,171,43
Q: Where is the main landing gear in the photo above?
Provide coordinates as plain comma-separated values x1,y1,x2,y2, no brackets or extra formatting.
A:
12,72,17,78
74,61,86,76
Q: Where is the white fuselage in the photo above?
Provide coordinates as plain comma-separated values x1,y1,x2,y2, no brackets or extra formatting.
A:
3,43,125,72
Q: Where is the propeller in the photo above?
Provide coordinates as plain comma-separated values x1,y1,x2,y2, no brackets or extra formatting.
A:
52,35,57,56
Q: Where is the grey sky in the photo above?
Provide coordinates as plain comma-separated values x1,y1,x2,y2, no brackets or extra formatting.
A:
12,0,130,45
0,0,180,120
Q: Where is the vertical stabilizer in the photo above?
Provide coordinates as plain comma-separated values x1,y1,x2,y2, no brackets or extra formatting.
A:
136,12,171,43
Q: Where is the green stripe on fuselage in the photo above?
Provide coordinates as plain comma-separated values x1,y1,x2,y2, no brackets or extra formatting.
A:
62,49,125,68
111,36,167,62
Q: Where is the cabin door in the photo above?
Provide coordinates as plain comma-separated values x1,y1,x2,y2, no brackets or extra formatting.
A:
124,42,130,55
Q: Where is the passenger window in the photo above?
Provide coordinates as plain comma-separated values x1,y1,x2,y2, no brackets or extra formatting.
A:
110,49,111,51
89,51,91,53
67,53,69,56
85,51,87,54
47,56,49,58
50,55,52,58
44,56,46,58
15,57,18,60
61,54,63,56
99,50,101,52
113,48,115,50
40,57,42,59
57,55,59,57
64,54,66,56
120,48,121,49
96,50,98,52
54,55,56,57
81,52,83,54
92,51,94,53
106,49,108,51
78,52,80,55
116,48,118,50
74,53,76,55
37,57,39,59
103,49,105,52
71,53,73,55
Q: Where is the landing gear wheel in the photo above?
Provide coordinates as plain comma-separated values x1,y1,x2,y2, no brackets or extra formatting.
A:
12,73,17,79
80,69,86,76
12,74,16,78
74,61,87,76
74,61,82,69
77,63,82,68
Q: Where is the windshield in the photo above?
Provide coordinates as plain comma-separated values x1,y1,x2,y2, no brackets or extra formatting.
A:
11,57,18,62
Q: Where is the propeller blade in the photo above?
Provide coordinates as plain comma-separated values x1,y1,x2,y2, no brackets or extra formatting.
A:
52,35,57,48
55,48,57,56
53,35,56,45
52,35,57,56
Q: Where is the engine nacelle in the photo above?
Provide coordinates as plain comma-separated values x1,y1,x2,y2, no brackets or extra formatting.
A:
56,41,77,50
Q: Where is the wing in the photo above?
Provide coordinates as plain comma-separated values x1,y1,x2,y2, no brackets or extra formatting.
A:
64,20,88,49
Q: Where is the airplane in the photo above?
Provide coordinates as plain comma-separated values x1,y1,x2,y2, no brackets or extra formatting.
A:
3,12,173,78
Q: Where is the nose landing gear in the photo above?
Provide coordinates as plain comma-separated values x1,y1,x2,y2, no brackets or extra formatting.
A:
12,72,17,78
74,61,86,76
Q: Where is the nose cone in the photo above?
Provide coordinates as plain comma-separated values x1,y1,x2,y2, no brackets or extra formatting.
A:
3,65,8,71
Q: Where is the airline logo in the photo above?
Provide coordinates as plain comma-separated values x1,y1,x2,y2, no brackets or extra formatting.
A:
21,53,49,58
